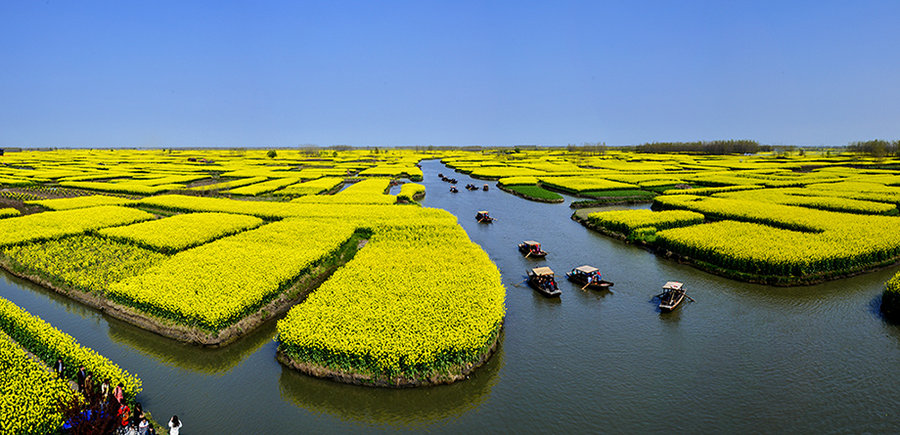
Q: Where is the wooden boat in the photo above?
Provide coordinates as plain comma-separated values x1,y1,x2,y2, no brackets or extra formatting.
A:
656,281,687,312
450,185,458,193
438,173,444,178
566,265,613,289
475,211,494,223
518,240,547,258
527,267,562,297
483,184,489,191
465,184,478,191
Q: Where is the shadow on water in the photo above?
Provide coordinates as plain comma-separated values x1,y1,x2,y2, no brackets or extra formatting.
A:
868,294,887,321
278,333,505,428
868,294,900,334
106,315,276,374
657,305,685,324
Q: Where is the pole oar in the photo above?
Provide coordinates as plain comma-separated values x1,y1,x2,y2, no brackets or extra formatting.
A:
525,251,531,258
685,294,696,302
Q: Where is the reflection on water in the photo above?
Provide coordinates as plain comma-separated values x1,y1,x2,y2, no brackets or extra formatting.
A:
106,314,276,374
0,264,277,375
279,336,504,427
1,271,96,320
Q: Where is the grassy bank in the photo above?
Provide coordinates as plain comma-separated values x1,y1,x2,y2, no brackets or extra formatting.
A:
497,184,563,203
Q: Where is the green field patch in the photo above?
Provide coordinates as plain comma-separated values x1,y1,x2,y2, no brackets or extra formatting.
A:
505,184,563,202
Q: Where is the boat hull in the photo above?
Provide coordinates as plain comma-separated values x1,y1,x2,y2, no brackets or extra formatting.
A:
658,292,685,312
566,273,613,289
518,245,547,258
527,279,562,297
476,215,494,223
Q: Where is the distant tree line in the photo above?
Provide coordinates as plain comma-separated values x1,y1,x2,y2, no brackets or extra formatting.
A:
630,140,767,155
566,142,607,155
848,140,899,157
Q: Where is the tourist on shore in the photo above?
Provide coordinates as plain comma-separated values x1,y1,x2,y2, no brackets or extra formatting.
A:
101,378,111,403
54,357,64,378
113,382,125,404
138,418,150,435
83,372,93,401
168,415,182,435
76,365,87,392
132,403,145,427
117,402,131,429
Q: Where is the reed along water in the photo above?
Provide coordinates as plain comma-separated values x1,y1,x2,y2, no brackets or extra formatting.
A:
1,159,898,433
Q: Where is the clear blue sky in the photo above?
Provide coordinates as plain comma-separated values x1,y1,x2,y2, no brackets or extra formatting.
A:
2,1,899,148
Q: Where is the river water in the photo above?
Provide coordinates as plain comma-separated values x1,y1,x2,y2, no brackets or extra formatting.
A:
2,159,899,433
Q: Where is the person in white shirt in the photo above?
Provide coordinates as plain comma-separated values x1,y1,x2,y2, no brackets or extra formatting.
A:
168,415,182,435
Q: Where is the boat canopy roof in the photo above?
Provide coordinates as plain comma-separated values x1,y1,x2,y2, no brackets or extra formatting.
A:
663,281,684,290
523,240,540,246
575,265,599,274
531,267,554,276
477,211,489,215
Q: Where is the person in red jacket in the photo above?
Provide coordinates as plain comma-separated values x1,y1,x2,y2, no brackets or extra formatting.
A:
117,402,131,428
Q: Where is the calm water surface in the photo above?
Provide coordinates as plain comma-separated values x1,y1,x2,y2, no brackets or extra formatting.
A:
2,159,899,433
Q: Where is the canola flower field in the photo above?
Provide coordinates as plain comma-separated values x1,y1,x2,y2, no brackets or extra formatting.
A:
278,221,505,378
98,212,264,253
0,147,899,429
0,329,76,434
27,194,137,210
444,150,900,284
0,149,508,390
0,296,142,432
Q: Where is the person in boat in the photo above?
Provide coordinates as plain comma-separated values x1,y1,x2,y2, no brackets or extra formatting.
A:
591,273,601,284
531,244,541,254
